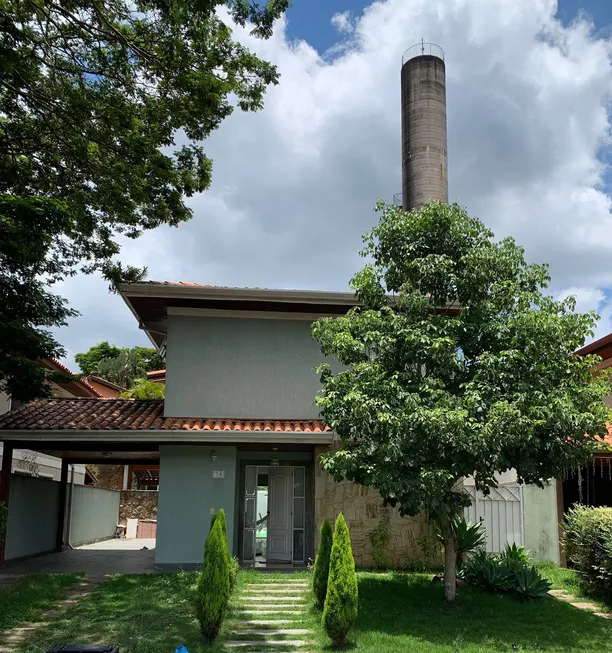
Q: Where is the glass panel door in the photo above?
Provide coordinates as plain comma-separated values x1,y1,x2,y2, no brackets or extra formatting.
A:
292,466,306,563
243,465,257,562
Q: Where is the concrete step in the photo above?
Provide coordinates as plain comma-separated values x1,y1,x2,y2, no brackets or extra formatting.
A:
248,583,309,588
239,604,306,610
226,641,309,648
239,610,303,615
232,629,312,636
240,620,299,626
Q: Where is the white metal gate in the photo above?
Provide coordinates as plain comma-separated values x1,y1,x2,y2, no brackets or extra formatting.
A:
464,484,524,553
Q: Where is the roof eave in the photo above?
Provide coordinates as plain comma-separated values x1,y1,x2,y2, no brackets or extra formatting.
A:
0,429,334,445
118,283,358,306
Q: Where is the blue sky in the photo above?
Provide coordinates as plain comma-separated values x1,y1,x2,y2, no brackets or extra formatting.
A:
285,0,612,51
55,0,612,363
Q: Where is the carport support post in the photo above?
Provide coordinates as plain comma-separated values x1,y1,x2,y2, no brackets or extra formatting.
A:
0,442,13,565
56,458,69,551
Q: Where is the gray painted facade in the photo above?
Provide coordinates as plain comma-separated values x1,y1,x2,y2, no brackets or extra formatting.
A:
156,444,237,568
165,315,331,419
5,475,60,561
69,485,120,546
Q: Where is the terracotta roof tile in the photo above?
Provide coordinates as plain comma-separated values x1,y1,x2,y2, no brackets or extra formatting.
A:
0,398,329,434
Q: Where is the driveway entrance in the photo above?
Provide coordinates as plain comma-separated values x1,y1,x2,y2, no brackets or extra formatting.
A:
0,538,156,576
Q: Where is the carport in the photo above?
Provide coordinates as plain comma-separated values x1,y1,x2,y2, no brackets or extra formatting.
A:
0,538,157,576
0,399,163,568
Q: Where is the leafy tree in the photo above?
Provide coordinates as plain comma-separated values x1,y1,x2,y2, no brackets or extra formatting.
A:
312,201,612,601
119,379,165,399
1,0,289,402
75,342,123,376
322,514,358,646
195,511,230,643
313,519,333,606
97,349,145,388
133,347,165,373
76,342,164,377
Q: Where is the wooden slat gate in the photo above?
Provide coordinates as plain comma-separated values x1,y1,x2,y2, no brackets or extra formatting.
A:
464,484,524,553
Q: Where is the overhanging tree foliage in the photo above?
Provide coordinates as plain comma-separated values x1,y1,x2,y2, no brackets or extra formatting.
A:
312,201,612,601
1,0,289,402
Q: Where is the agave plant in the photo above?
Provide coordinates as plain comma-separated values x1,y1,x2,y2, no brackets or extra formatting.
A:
510,565,552,600
450,516,487,565
501,542,529,564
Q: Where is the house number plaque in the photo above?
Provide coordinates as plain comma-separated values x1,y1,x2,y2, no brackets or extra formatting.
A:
212,470,225,479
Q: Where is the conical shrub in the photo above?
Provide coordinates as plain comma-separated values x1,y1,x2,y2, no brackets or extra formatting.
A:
214,509,239,592
195,514,230,643
313,519,333,606
322,513,358,646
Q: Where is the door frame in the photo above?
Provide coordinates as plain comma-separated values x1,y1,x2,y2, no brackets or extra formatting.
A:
237,455,314,566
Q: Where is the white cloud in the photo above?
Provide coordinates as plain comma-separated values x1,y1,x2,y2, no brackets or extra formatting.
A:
55,0,612,362
331,11,355,33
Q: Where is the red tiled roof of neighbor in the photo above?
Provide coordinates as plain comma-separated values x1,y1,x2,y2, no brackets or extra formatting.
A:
40,358,103,398
146,369,166,382
0,398,330,433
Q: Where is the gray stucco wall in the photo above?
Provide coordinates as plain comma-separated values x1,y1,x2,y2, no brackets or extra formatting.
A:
69,485,120,546
156,444,237,568
165,315,331,419
5,475,59,561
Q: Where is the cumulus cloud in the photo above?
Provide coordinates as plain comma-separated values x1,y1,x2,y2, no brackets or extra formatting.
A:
331,11,355,33
54,0,612,364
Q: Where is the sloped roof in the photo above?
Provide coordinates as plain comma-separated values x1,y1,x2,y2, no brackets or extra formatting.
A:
0,398,329,433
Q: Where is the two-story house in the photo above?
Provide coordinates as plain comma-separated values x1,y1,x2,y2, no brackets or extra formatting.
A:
0,281,562,568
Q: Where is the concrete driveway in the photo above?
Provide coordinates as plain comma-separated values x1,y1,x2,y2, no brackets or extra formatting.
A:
0,539,157,577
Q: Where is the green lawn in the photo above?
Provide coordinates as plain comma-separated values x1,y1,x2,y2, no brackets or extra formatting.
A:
10,569,612,653
538,562,612,612
0,574,81,635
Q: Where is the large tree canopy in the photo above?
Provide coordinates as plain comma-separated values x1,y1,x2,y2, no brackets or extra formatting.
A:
312,201,612,600
0,0,288,401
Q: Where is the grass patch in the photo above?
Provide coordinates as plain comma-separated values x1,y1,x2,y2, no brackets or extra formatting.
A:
538,562,612,612
0,574,81,634
12,568,612,653
350,571,612,653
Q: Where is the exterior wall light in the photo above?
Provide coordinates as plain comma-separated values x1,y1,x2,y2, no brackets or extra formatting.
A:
210,450,217,462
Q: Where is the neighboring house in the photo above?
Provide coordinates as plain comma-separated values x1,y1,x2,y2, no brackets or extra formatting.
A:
146,370,166,383
0,282,561,568
82,376,124,398
0,358,99,484
559,334,612,513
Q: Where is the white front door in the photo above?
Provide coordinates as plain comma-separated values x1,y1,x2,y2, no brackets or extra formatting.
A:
267,467,292,562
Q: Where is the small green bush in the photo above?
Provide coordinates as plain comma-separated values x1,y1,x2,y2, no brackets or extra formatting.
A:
564,505,612,593
464,548,551,600
195,514,230,643
210,509,239,592
314,519,333,605
0,502,7,539
322,514,358,646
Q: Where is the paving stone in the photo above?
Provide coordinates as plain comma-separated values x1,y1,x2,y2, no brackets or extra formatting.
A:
571,602,599,610
549,589,570,596
594,612,612,619
238,606,304,615
241,620,298,625
232,629,311,636
555,594,577,602
226,641,308,648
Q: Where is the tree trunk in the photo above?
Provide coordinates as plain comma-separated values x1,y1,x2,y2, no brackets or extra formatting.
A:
439,514,457,602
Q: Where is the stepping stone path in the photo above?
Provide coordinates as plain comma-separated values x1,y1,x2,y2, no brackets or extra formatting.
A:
0,574,105,653
549,589,612,619
228,578,314,651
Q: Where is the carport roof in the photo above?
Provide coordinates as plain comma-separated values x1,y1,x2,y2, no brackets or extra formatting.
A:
0,398,330,434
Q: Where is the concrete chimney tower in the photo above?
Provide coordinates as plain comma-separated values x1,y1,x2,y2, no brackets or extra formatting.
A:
400,42,448,211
